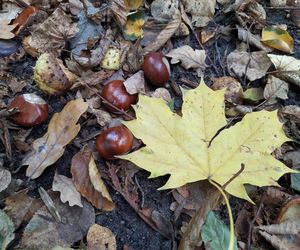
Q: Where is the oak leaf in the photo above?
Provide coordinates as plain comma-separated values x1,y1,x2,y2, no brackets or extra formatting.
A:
120,82,296,202
23,99,88,179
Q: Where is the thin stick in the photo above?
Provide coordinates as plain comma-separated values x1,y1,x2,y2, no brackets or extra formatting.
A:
209,179,235,250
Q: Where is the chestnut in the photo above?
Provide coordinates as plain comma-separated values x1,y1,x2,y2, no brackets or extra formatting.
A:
101,80,138,112
96,126,133,159
143,52,171,87
8,93,49,127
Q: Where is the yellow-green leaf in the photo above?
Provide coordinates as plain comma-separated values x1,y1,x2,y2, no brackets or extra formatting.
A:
120,82,297,202
124,0,143,10
123,11,145,41
261,27,294,54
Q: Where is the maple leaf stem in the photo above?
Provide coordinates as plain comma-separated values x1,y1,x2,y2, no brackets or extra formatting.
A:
208,179,235,250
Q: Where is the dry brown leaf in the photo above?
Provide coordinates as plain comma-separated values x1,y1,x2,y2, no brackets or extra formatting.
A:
0,20,18,39
151,0,179,22
4,189,38,228
166,45,207,77
211,76,243,104
0,166,11,193
264,75,289,105
87,224,116,250
182,0,216,27
151,88,172,102
23,99,88,179
19,195,95,250
123,70,146,94
227,47,272,81
143,10,181,55
71,150,115,211
110,0,128,27
22,8,78,56
52,172,83,207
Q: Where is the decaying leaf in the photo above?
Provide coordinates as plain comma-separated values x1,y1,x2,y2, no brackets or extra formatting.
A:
261,27,294,54
101,48,121,70
23,99,88,179
71,150,115,211
52,172,83,207
211,76,243,104
22,8,78,56
264,75,289,105
123,11,145,41
143,10,181,55
166,45,207,77
283,151,300,192
120,82,296,202
243,87,264,103
110,0,128,27
123,70,146,95
0,167,11,193
87,224,116,250
19,196,95,250
151,0,179,21
227,47,272,81
182,0,216,27
201,212,238,250
0,210,15,250
0,20,17,40
267,54,300,87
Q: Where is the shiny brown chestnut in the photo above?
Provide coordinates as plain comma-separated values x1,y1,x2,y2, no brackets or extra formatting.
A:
8,93,49,127
101,80,138,112
96,126,133,159
143,52,171,87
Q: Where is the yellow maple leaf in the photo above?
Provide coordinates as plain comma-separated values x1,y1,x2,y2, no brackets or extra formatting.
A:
120,82,297,202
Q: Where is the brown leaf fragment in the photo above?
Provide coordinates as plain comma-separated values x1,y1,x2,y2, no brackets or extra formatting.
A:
52,172,83,207
4,189,37,228
143,10,181,55
264,76,289,105
123,70,146,95
23,99,88,179
22,8,78,56
110,0,128,27
166,45,207,77
71,150,115,211
87,224,117,250
19,196,95,250
0,20,17,39
0,166,11,193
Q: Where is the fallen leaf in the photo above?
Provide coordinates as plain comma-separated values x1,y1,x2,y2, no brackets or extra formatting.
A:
120,82,296,202
0,210,15,250
123,70,146,94
166,45,207,77
125,0,143,10
201,212,238,250
0,167,11,193
87,224,116,250
264,75,289,105
0,2,22,21
110,0,128,27
151,88,172,102
0,20,18,40
283,151,300,192
243,88,264,103
143,10,181,55
23,99,88,179
71,150,115,211
19,196,95,250
182,0,216,27
267,54,300,87
277,197,300,223
52,172,83,207
227,48,272,81
211,76,243,104
151,0,179,21
4,190,38,228
261,27,294,54
123,11,145,41
22,8,78,56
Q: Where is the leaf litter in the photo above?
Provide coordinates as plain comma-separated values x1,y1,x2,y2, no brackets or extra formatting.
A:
1,0,300,249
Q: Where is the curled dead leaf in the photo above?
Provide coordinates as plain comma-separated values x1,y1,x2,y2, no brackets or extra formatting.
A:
87,224,116,250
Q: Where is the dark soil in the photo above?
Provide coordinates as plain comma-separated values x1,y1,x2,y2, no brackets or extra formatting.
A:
1,1,300,250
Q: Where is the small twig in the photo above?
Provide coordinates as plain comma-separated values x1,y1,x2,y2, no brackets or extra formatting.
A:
247,200,264,250
134,175,145,208
222,164,245,189
169,80,182,96
0,108,19,119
